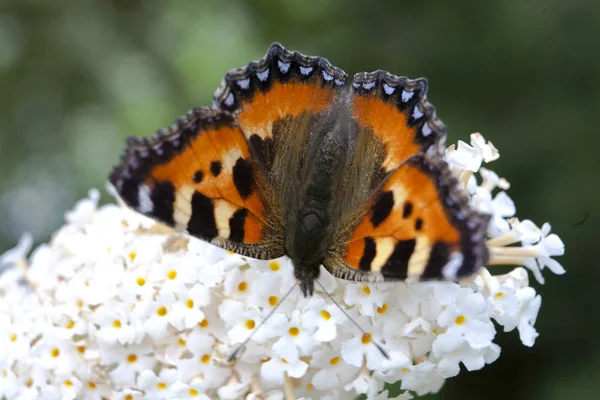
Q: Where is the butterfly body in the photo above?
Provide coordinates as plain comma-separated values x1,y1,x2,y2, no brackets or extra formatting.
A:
110,43,490,297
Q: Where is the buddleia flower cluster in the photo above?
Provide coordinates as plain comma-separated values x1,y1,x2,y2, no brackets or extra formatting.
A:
0,133,564,399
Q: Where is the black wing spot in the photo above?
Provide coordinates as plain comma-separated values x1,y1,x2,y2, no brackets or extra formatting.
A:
187,191,218,240
420,242,450,280
229,208,248,242
150,181,176,226
233,158,254,199
248,134,275,172
210,161,222,177
415,218,423,231
359,237,376,271
371,191,394,228
403,201,413,218
380,239,416,279
193,170,204,183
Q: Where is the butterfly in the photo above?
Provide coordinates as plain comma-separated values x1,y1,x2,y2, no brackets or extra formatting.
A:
109,43,490,298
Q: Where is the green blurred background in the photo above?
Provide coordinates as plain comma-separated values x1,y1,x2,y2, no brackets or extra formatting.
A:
0,0,598,398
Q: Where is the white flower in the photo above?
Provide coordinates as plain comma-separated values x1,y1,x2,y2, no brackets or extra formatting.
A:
434,290,496,352
516,287,542,346
174,330,230,387
341,326,388,370
396,361,445,396
102,341,156,387
301,297,345,342
0,129,567,399
137,368,185,400
435,342,501,378
344,283,387,316
260,355,309,384
445,133,498,173
147,256,197,294
92,302,138,345
311,345,360,390
271,310,318,361
170,283,211,330
0,232,32,272
65,188,100,227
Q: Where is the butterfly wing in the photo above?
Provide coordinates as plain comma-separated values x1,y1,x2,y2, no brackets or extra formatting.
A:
109,108,283,259
110,43,347,260
325,72,489,281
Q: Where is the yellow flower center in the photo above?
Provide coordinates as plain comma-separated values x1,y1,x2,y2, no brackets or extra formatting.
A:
157,306,167,316
269,261,280,271
201,354,211,364
199,319,209,328
50,348,60,358
189,388,199,396
268,296,278,306
186,299,194,309
125,395,133,400
362,286,371,295
320,310,331,320
495,292,505,299
157,382,167,390
402,367,409,373
128,252,137,262
136,277,146,286
127,354,137,363
77,346,86,354
66,320,75,329
88,381,96,389
361,333,372,344
377,303,388,314
113,320,121,328
455,315,466,325
288,327,300,337
64,380,73,387
245,319,256,330
77,300,83,308
307,383,314,390
238,281,248,292
167,270,177,280
178,338,186,346
329,357,340,365
9,334,17,342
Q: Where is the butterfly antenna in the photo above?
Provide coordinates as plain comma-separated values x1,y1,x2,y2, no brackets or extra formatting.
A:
314,279,390,360
228,281,299,362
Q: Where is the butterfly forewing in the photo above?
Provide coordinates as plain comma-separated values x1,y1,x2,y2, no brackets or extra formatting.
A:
328,155,489,282
109,108,283,259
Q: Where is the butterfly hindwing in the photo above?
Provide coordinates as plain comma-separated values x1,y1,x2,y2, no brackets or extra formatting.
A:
326,154,489,282
109,108,284,259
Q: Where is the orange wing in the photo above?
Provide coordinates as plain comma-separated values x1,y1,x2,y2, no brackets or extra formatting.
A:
109,108,282,259
327,155,489,282
213,43,347,182
351,71,447,173
323,70,489,281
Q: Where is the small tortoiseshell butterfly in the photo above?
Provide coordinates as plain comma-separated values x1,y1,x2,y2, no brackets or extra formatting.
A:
109,43,490,297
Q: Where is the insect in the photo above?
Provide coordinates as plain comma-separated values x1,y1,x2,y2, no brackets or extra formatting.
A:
109,43,490,298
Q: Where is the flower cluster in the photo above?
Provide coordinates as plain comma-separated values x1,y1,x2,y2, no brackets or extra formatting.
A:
0,133,564,399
